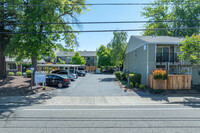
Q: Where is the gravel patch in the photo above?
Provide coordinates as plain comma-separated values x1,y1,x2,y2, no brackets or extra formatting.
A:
0,76,55,96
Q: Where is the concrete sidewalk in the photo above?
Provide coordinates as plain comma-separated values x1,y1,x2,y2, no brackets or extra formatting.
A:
1,93,200,106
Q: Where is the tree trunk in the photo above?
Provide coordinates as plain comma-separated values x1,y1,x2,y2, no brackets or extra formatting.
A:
118,57,120,71
0,46,6,79
31,56,37,85
0,2,6,79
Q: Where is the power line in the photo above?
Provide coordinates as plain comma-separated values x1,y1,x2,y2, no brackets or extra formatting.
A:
1,2,199,7
0,27,199,34
2,20,200,25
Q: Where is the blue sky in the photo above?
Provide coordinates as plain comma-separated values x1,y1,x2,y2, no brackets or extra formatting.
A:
63,0,154,51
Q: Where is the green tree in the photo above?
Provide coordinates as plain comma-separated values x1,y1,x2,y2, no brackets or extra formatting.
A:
71,52,86,65
96,45,112,67
6,0,88,82
141,0,200,36
56,58,66,64
178,34,200,64
0,0,22,79
108,32,128,70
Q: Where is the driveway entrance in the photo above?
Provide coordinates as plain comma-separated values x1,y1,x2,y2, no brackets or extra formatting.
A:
51,73,130,96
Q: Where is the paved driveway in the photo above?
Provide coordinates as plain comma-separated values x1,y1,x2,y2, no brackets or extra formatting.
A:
51,73,130,96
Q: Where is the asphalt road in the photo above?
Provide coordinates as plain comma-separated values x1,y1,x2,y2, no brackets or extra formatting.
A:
1,104,200,133
0,73,200,132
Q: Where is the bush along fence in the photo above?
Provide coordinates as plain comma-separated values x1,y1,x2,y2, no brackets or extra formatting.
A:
114,71,145,91
148,69,191,90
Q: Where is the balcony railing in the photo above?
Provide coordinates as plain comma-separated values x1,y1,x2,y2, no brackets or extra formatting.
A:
86,60,94,63
156,53,180,63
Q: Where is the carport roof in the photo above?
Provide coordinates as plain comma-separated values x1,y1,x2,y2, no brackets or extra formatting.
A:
37,64,85,67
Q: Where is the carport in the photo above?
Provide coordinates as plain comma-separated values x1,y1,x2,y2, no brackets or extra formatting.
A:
37,64,85,77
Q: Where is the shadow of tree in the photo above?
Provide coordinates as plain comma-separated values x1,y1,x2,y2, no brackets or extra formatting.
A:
99,78,117,82
168,97,200,108
0,93,53,119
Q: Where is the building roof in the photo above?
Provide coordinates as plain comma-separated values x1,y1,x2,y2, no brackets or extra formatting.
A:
125,36,186,54
133,36,185,44
56,50,97,57
6,58,45,64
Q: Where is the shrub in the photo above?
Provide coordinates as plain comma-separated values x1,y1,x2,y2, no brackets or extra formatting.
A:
148,88,164,94
135,83,139,88
152,69,167,80
121,73,127,81
139,84,145,89
115,71,122,80
129,73,142,85
16,72,22,76
26,70,31,78
129,82,133,88
8,72,14,76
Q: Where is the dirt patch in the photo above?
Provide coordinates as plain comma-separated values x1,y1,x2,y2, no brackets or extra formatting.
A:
0,76,55,96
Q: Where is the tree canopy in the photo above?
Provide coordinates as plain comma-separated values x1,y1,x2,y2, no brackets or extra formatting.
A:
179,34,200,64
96,45,112,67
6,0,88,75
71,52,86,65
0,0,22,79
141,0,200,36
108,32,128,70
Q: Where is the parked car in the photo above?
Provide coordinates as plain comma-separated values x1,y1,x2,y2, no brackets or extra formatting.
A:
76,68,86,76
69,69,78,79
46,74,71,88
52,70,76,81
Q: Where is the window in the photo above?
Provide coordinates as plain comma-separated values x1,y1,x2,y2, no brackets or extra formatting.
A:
7,63,17,70
156,47,170,62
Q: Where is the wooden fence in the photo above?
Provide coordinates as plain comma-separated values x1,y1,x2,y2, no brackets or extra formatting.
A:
148,74,191,90
86,66,97,71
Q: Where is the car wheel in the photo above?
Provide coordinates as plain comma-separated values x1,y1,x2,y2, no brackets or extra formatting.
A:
58,83,63,88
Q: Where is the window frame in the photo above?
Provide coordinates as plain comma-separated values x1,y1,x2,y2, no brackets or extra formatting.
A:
6,63,18,71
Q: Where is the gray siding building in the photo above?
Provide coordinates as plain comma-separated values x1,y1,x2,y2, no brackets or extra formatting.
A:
53,49,97,66
124,36,200,86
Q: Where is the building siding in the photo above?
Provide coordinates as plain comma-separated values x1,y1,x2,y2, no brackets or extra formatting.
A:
124,45,148,85
192,66,200,85
148,44,156,75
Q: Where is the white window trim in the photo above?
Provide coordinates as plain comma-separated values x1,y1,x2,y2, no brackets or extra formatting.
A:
6,62,18,71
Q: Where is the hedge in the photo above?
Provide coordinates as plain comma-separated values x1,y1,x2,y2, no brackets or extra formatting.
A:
129,73,142,86
114,71,122,80
8,72,14,76
16,72,22,76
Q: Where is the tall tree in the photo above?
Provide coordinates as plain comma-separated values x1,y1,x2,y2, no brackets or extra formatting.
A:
108,32,128,70
0,0,22,79
71,52,86,65
141,0,200,36
96,45,112,67
178,34,200,64
6,0,88,83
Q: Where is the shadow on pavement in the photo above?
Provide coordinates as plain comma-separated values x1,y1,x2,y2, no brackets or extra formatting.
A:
134,90,200,108
168,97,200,108
99,78,117,82
0,93,53,119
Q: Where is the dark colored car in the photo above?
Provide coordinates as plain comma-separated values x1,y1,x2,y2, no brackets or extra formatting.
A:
46,74,71,88
69,69,78,79
76,68,86,76
52,70,76,81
